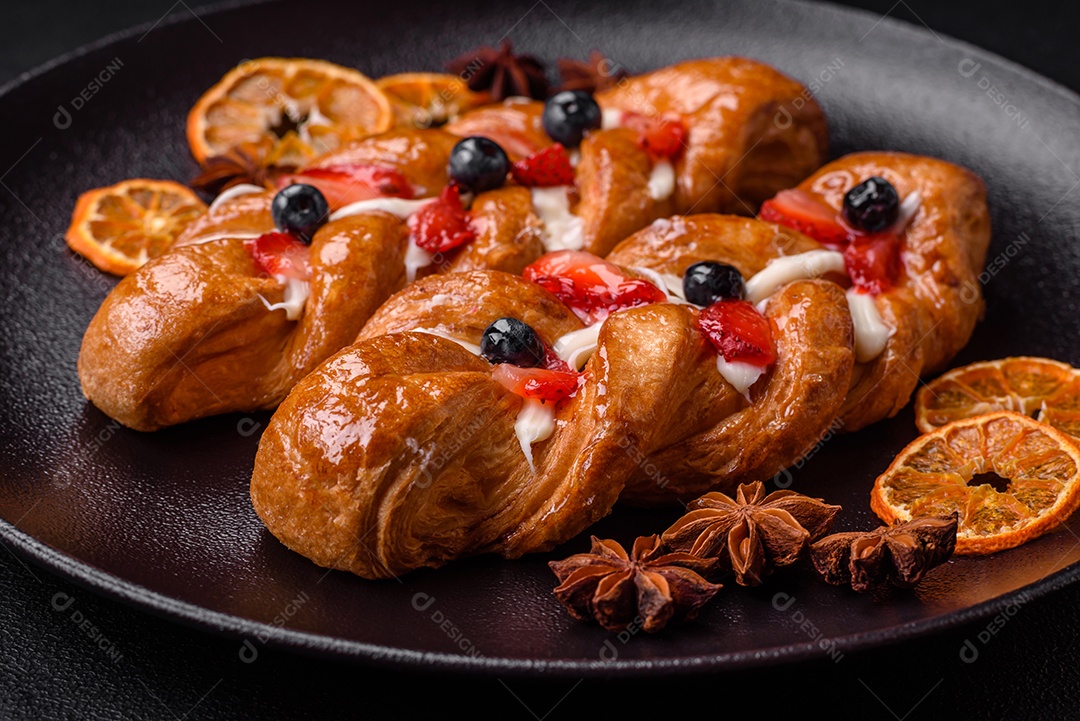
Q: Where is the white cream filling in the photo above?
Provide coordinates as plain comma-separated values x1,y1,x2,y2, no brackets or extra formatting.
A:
411,327,482,356
208,183,266,214
631,266,689,304
895,191,923,230
404,239,435,283
846,289,893,363
553,324,603,371
515,398,556,472
745,250,846,304
715,357,766,401
329,197,435,222
530,186,585,251
258,275,309,321
600,108,623,130
647,159,676,201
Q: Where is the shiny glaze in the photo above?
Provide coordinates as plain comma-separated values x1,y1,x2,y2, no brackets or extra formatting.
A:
597,57,829,215
80,131,555,429
799,152,991,430
607,216,855,503
78,212,407,430
443,57,828,258
250,255,854,575
444,98,550,160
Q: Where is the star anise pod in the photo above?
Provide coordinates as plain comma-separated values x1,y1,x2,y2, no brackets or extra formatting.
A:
662,481,841,587
549,535,722,633
557,51,628,93
446,41,550,102
810,514,958,592
190,142,282,198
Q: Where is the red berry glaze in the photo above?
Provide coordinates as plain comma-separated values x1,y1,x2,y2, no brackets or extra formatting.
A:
622,112,687,159
246,232,312,280
511,144,575,187
523,250,667,325
697,299,775,366
408,184,476,253
759,189,850,250
492,364,581,403
844,232,901,295
279,164,413,210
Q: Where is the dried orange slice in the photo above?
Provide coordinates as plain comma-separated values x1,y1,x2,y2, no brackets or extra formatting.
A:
916,357,1080,439
187,58,393,167
376,72,490,129
871,411,1080,554
65,180,206,275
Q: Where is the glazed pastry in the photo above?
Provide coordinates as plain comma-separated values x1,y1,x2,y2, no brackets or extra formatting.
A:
78,130,536,430
751,151,991,430
444,56,828,257
250,241,855,576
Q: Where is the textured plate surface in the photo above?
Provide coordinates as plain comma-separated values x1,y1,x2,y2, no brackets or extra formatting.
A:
2,0,1079,677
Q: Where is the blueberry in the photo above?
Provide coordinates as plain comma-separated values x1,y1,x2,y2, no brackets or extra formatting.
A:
448,136,510,193
542,90,602,147
683,262,746,306
842,176,900,232
480,317,546,367
271,184,329,243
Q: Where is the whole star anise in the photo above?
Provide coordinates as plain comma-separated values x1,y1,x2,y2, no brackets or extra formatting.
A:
549,535,722,632
557,51,628,93
810,514,958,592
190,142,282,197
662,481,841,587
446,41,550,102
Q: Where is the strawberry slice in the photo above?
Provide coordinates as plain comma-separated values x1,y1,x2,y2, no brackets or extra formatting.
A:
844,232,901,295
759,189,850,249
408,184,476,253
541,346,574,373
523,250,667,325
245,232,312,280
279,164,413,210
697,299,775,366
492,364,581,403
622,112,687,159
511,144,575,187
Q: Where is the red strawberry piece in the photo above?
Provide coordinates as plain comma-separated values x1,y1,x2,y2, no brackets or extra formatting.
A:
697,299,776,366
622,112,688,159
245,232,312,280
844,232,901,295
408,184,476,253
278,164,413,210
511,144,575,187
759,189,850,249
492,364,581,403
522,250,667,325
541,346,573,373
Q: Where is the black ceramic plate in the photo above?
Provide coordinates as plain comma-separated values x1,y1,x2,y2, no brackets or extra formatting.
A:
3,0,1080,677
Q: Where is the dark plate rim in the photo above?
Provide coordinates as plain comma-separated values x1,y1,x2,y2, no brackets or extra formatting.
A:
3,0,1080,677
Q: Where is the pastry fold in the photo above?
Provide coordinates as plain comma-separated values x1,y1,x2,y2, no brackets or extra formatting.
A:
251,255,854,576
795,152,990,430
445,57,828,257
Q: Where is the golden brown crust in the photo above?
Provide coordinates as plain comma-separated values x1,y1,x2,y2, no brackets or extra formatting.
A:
78,213,406,431
606,214,823,277
303,128,458,197
444,99,550,160
597,56,829,215
797,152,991,430
359,270,583,346
439,187,546,276
575,127,672,257
251,314,705,578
